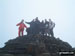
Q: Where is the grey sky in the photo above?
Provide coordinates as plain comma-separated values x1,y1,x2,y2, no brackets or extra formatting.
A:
0,0,75,48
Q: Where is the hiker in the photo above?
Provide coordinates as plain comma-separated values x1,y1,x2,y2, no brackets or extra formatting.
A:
44,19,49,36
34,17,40,34
40,20,45,35
48,19,55,37
25,19,36,35
16,19,27,37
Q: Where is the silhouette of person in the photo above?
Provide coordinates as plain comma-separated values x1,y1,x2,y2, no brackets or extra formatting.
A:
34,17,40,34
40,20,45,35
16,19,27,37
26,17,40,35
26,19,35,35
48,19,55,37
44,19,49,35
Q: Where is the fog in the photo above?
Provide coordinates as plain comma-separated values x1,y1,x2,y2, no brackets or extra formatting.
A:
0,0,75,47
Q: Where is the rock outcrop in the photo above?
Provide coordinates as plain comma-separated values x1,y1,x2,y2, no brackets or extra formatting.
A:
0,35,73,56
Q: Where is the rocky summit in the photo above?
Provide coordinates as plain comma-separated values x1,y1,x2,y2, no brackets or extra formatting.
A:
0,35,74,56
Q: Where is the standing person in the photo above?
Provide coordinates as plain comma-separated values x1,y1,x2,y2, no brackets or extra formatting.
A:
34,17,40,34
16,19,27,37
48,19,55,37
40,20,45,35
44,19,49,36
25,19,35,35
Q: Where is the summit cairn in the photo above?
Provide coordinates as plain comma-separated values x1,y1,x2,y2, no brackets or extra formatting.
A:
0,17,74,56
0,35,73,56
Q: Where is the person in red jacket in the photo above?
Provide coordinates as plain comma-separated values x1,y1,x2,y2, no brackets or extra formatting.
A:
16,19,27,37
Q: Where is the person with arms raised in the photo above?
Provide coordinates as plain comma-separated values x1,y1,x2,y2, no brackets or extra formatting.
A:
16,19,27,37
